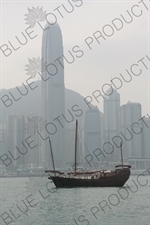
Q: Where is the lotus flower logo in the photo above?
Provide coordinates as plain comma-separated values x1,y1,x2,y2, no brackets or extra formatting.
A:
25,57,47,78
24,6,46,28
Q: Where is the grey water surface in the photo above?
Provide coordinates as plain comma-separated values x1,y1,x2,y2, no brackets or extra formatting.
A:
0,175,150,225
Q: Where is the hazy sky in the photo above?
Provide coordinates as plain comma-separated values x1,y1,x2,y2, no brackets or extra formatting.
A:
0,0,149,114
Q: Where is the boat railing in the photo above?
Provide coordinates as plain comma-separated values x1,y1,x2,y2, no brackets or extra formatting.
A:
115,165,131,169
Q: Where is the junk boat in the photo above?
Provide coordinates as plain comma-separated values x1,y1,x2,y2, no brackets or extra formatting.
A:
45,120,131,188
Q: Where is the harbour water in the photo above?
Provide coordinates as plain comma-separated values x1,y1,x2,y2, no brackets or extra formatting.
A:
0,174,150,225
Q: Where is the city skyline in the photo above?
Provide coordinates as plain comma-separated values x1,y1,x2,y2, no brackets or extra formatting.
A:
0,1,150,171
1,88,150,171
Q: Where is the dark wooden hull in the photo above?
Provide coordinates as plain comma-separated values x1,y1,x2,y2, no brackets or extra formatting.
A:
49,168,130,188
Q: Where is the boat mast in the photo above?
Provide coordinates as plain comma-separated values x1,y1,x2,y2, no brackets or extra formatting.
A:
120,142,124,168
74,120,78,173
49,138,56,176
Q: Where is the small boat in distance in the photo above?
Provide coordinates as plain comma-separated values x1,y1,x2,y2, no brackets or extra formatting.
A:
45,120,131,188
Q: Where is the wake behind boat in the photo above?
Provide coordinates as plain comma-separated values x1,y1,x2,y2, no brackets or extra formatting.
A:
45,121,131,188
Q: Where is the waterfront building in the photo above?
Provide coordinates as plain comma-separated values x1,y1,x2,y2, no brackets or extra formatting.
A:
120,102,142,160
6,114,26,171
84,107,102,167
0,125,6,166
103,88,120,163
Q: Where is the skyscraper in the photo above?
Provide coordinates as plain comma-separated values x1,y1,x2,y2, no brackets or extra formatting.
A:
141,117,150,159
25,113,41,167
65,121,83,169
6,114,26,171
84,107,102,166
104,88,120,163
41,23,65,168
120,102,142,160
0,125,6,167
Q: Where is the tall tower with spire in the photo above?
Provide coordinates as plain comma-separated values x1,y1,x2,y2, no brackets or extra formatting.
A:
41,23,65,168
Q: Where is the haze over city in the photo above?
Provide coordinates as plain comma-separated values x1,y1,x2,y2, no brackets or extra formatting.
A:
0,0,149,114
0,1,150,225
0,0,149,172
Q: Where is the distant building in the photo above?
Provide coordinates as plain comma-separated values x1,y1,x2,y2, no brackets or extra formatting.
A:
103,88,120,163
4,113,44,172
6,114,26,171
25,113,42,168
84,107,102,167
120,102,142,160
141,117,150,159
0,125,6,166
65,121,83,170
